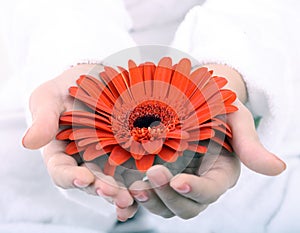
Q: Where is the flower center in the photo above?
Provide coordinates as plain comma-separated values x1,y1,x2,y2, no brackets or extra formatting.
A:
128,100,179,142
133,115,161,128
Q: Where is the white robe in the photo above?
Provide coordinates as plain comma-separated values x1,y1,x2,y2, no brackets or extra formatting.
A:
1,0,299,232
0,1,134,232
148,1,300,233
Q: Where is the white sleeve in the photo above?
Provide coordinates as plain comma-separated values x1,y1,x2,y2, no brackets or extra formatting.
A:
171,0,300,159
4,0,136,217
8,0,136,94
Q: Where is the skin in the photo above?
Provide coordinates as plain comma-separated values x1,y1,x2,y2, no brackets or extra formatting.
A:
22,63,286,221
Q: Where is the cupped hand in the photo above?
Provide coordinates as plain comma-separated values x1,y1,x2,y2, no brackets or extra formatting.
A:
22,64,136,219
127,99,286,220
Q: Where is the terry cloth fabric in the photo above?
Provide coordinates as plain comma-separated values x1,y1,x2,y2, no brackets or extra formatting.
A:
0,1,135,232
146,1,300,233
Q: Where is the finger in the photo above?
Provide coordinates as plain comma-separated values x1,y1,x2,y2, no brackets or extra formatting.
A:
94,177,134,208
122,168,145,188
78,163,118,196
114,186,135,209
170,154,240,204
146,165,207,219
43,140,95,189
129,180,175,218
22,64,103,149
116,202,139,222
228,101,286,176
23,81,65,149
82,163,134,208
103,170,135,209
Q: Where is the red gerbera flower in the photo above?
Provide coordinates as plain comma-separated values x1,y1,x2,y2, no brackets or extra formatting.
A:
57,57,238,176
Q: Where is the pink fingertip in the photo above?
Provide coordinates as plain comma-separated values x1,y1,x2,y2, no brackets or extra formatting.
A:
21,128,31,149
172,183,191,194
73,179,89,188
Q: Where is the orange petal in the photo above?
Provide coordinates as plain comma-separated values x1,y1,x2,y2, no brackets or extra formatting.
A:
108,146,131,166
192,102,224,124
204,90,231,109
77,75,102,99
128,60,146,100
212,76,229,89
104,161,116,176
190,84,220,110
213,125,232,138
105,66,132,103
158,146,179,162
142,62,156,97
78,74,115,104
78,137,101,147
142,139,164,154
166,130,189,140
130,140,146,160
186,128,215,141
61,111,111,125
212,117,232,132
96,139,118,150
99,70,120,100
83,144,113,161
69,87,112,116
225,105,239,114
188,89,206,109
211,137,233,152
65,141,86,155
70,128,114,140
187,143,207,154
60,116,112,132
128,60,144,87
135,154,155,172
164,139,188,151
153,57,173,98
187,67,210,97
221,90,237,105
186,69,214,105
117,66,130,87
87,74,117,105
56,128,73,140
184,119,232,138
183,120,217,131
170,58,191,94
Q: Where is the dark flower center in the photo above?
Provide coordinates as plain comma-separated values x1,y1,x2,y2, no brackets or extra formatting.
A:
133,115,161,128
123,100,179,142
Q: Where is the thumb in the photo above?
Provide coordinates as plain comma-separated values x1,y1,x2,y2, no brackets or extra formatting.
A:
228,101,286,176
22,82,64,149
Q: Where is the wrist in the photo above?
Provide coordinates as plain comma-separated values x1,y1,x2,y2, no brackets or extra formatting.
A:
202,63,247,104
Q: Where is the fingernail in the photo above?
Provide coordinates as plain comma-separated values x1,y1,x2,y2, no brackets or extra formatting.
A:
147,167,169,188
282,162,287,171
73,179,89,188
277,159,287,171
278,158,287,170
133,191,149,202
173,183,191,194
22,128,30,148
273,155,287,173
